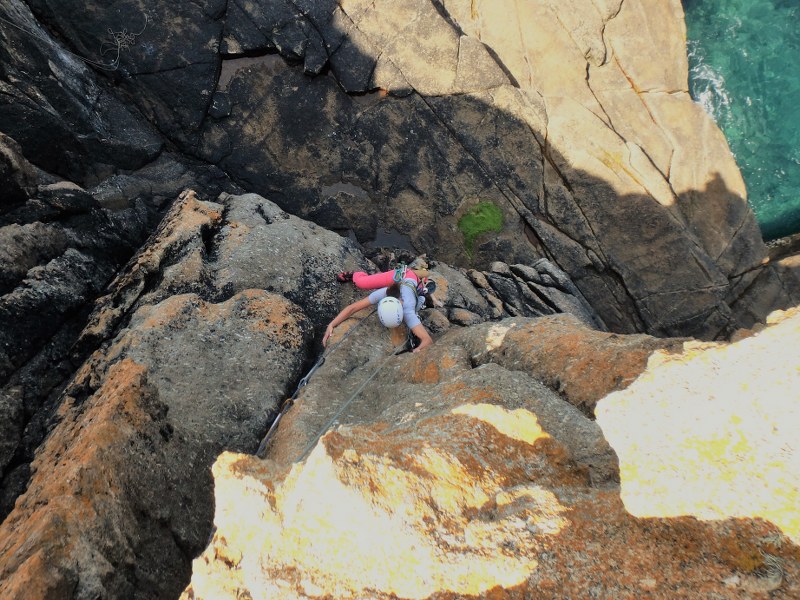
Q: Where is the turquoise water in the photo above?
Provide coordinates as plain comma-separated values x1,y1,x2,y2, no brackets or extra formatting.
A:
683,0,800,240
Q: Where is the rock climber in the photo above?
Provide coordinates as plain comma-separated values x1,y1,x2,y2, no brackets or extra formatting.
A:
323,267,435,353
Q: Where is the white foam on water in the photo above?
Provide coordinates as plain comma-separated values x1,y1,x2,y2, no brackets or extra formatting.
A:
688,41,732,125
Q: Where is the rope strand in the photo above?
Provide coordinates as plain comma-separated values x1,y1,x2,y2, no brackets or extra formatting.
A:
255,308,377,458
0,12,147,72
296,342,406,462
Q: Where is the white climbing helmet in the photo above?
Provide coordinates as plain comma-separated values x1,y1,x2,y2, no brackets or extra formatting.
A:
377,296,403,328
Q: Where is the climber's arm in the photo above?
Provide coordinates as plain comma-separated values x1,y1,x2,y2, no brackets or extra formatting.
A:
323,297,373,347
410,323,433,353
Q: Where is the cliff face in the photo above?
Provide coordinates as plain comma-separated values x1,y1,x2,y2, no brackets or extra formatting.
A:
1,0,800,598
3,0,799,339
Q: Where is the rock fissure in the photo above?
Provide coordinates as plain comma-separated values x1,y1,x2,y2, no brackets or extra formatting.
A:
225,0,264,49
584,64,616,128
196,19,228,132
665,146,674,180
724,266,768,309
609,47,658,127
593,261,649,330
714,210,754,264
480,42,521,89
636,282,729,301
286,0,330,61
130,61,220,78
728,260,768,283
416,93,547,253
430,0,467,37
607,0,625,21
552,8,604,67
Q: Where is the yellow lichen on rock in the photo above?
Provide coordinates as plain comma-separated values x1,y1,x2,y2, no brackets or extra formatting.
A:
186,399,577,599
597,308,800,543
194,431,548,600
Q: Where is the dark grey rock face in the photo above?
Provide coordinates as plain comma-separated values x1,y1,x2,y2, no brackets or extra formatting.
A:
0,133,37,210
0,190,356,598
0,151,240,521
0,0,163,183
24,0,223,148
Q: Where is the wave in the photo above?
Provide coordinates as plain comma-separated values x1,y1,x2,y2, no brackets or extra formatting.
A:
687,41,732,126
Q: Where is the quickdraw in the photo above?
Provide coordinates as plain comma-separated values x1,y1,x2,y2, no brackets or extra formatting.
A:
392,263,408,282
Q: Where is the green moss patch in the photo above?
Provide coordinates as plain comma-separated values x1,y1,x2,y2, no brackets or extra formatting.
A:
458,202,504,256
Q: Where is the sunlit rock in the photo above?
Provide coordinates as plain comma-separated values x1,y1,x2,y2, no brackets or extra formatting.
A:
597,308,800,544
183,310,800,599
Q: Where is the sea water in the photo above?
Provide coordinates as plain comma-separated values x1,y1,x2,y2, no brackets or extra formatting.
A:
683,0,800,240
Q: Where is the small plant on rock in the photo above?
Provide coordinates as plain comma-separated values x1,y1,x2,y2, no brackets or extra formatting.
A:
458,201,504,257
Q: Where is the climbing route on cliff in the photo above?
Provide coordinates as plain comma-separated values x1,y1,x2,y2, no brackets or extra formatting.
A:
256,307,378,458
294,341,409,462
3,0,800,596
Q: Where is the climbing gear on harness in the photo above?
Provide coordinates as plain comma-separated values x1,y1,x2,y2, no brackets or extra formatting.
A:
296,342,408,462
377,296,403,328
393,263,408,282
399,279,421,301
336,271,354,283
393,262,435,303
420,278,436,296
255,307,376,458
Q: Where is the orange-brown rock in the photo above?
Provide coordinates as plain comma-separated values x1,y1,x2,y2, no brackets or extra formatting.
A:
0,286,313,598
182,311,800,599
454,314,687,415
0,360,191,598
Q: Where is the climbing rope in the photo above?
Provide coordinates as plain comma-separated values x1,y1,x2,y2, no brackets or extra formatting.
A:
295,341,408,463
0,12,147,71
255,307,377,458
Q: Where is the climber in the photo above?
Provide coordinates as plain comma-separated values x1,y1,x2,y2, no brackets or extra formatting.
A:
322,267,435,353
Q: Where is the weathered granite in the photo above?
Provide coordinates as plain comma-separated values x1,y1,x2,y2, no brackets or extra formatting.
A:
4,0,799,337
194,0,798,337
597,307,800,546
0,187,652,596
181,309,800,599
0,160,238,514
0,0,799,595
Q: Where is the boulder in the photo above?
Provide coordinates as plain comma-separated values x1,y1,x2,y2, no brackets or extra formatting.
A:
597,307,800,546
0,189,366,595
0,300,308,600
181,309,800,599
0,158,240,501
